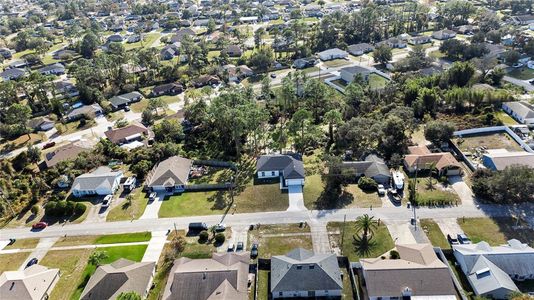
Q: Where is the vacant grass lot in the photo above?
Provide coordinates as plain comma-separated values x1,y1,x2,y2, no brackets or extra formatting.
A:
130,95,180,113
0,252,30,272
459,217,534,246
368,73,389,89
507,67,534,80
248,224,312,259
124,32,161,50
159,192,218,218
328,222,394,262
345,185,382,208
323,59,350,68
107,190,149,221
453,132,523,153
413,177,460,206
420,219,450,249
4,238,40,250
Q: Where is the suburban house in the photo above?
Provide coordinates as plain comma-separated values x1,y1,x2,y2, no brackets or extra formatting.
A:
71,166,123,197
456,25,479,34
163,252,250,300
347,43,374,56
107,34,123,43
341,154,391,184
221,64,254,82
482,149,534,170
160,45,179,60
28,116,55,131
104,122,153,145
0,265,60,300
340,66,373,83
80,259,155,300
0,67,26,81
193,75,220,88
37,63,65,76
512,14,534,25
453,239,534,298
44,141,93,168
150,83,183,97
317,48,348,61
270,248,343,299
65,103,103,122
293,58,317,69
54,81,79,98
408,35,432,45
360,244,457,300
109,91,143,110
256,154,305,189
404,145,462,176
377,37,407,49
170,28,196,43
53,49,77,60
223,44,243,57
502,101,534,125
432,29,457,40
0,47,12,59
146,156,193,192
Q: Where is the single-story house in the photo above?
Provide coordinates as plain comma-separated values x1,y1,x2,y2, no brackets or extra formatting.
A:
377,37,407,49
105,122,152,145
502,101,534,125
432,29,457,40
454,239,534,298
512,14,534,25
456,25,479,34
160,45,179,60
170,28,195,43
223,44,243,57
271,248,342,299
482,149,534,170
341,154,391,184
0,48,12,59
80,259,155,300
146,156,193,192
53,49,77,60
44,141,93,168
163,252,249,300
0,68,26,81
71,166,123,197
0,265,60,300
127,34,141,43
317,48,348,61
347,43,374,56
239,16,259,23
221,64,254,82
65,103,103,121
150,83,183,97
404,145,462,176
361,244,457,300
54,81,79,98
192,75,220,88
107,34,123,43
37,63,65,76
293,58,317,69
340,65,373,83
408,35,432,45
28,117,55,131
109,91,143,110
257,154,305,189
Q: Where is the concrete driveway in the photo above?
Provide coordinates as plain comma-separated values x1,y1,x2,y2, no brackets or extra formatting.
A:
435,218,463,238
19,237,58,270
287,185,306,211
449,176,476,206
385,220,417,244
142,231,168,262
140,192,166,219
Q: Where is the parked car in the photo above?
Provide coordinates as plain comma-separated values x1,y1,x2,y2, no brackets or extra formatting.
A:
457,233,471,244
32,222,48,229
447,234,459,245
529,79,534,85
26,258,38,268
148,192,157,202
188,222,208,232
42,141,56,150
270,73,277,78
377,184,386,196
214,223,226,232
227,243,235,252
250,243,258,258
512,63,524,68
236,241,244,252
124,105,130,112
8,238,16,245
102,195,112,208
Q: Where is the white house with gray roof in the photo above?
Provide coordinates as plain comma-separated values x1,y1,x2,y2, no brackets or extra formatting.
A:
502,101,534,125
270,248,342,298
109,91,143,110
317,48,348,61
146,156,192,192
71,166,123,197
256,154,305,189
465,256,519,299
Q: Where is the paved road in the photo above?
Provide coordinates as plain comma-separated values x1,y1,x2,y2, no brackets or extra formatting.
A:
2,202,532,240
503,75,534,92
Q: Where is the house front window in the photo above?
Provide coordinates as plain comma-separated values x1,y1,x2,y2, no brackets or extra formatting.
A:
261,172,265,176
271,171,275,176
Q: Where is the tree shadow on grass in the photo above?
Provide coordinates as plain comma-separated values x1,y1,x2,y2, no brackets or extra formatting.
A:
313,190,354,210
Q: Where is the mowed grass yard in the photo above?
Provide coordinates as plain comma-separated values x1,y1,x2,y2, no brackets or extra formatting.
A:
368,73,389,89
106,189,149,221
420,219,450,249
54,232,152,247
130,95,181,113
0,252,30,272
495,111,519,125
413,177,460,206
507,67,534,80
459,217,534,247
248,224,313,259
328,222,394,262
3,238,40,250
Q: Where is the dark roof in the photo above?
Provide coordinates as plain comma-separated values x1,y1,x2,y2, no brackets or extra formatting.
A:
257,155,305,179
271,248,343,293
341,154,390,179
347,43,374,52
0,68,25,77
170,28,195,43
104,123,149,144
152,83,183,94
45,142,90,168
109,92,142,107
147,156,192,187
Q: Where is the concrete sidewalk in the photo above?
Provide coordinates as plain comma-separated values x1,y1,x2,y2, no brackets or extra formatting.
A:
140,192,166,219
1,241,152,255
18,237,58,270
142,231,168,262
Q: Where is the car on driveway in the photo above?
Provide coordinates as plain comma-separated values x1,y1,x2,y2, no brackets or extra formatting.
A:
26,258,38,268
236,241,244,252
270,73,277,78
32,222,48,230
457,233,471,244
447,234,459,245
102,195,112,208
148,192,157,202
214,223,226,232
227,243,235,252
377,184,386,196
250,243,258,258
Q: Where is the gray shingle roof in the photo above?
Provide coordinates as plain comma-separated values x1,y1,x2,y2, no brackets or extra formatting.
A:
71,166,122,191
467,256,519,296
109,92,142,108
147,156,192,187
341,154,390,179
257,155,305,179
271,248,343,293
505,101,534,119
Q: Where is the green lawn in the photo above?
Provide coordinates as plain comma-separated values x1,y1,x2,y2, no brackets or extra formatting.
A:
507,67,534,80
304,175,381,209
303,174,324,208
158,192,218,218
234,182,288,213
106,189,149,221
429,50,446,59
3,238,40,250
72,245,148,299
248,224,312,259
130,95,180,113
368,73,389,89
420,219,450,249
323,59,350,68
327,222,394,262
345,185,382,208
255,270,270,300
459,217,534,246
124,32,161,50
302,66,320,74
0,252,30,272
495,111,519,125
94,232,152,244
413,177,460,206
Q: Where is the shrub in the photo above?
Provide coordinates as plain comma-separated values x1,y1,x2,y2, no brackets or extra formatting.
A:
74,203,87,215
56,200,68,215
65,201,75,215
390,250,400,259
44,202,57,216
358,176,377,191
30,205,40,215
198,230,209,242
214,233,225,244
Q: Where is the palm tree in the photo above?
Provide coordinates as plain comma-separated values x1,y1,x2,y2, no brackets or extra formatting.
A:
88,251,108,266
426,162,437,191
352,233,375,256
355,214,378,238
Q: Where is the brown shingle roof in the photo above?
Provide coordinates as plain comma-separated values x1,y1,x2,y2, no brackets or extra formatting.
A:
104,123,150,144
146,156,193,187
44,142,92,168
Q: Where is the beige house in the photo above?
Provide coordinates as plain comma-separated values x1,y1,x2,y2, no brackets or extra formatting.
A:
404,145,462,176
0,265,60,300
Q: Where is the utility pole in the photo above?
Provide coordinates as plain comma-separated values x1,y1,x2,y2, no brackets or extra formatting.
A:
340,214,346,256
